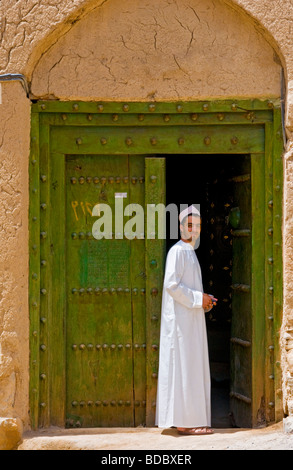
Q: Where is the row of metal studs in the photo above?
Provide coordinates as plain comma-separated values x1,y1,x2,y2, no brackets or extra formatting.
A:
70,176,144,184
40,343,158,351
74,135,240,146
71,400,146,407
70,232,151,240
38,125,50,425
71,287,146,295
58,110,261,123
70,232,146,240
71,343,158,351
36,101,275,113
40,400,157,411
57,110,266,123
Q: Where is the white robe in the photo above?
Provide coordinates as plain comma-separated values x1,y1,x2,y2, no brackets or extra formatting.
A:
155,239,211,428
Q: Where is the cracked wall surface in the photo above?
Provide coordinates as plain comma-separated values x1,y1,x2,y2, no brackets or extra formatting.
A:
1,0,293,431
30,0,281,101
0,82,30,428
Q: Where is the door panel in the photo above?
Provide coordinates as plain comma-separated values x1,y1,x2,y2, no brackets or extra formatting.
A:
129,155,147,426
230,155,253,427
65,154,145,427
144,157,166,425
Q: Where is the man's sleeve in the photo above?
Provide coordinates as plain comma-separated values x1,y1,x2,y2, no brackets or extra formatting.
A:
163,247,203,309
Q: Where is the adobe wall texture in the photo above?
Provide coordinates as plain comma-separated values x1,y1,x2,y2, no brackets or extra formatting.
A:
1,0,293,445
0,81,30,448
29,0,281,101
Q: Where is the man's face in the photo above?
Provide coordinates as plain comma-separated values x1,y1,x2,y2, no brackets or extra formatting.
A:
180,215,201,242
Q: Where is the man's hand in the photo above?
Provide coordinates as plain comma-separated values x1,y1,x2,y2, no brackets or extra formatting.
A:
202,293,213,309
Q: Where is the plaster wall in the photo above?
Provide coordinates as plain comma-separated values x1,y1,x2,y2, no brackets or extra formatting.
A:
0,82,30,429
30,0,281,101
1,0,293,438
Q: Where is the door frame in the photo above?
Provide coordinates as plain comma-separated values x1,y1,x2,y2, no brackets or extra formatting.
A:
29,99,284,429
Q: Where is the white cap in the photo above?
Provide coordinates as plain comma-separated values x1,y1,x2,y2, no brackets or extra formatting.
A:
179,205,200,223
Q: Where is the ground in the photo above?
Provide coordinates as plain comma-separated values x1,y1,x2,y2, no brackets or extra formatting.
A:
18,422,293,450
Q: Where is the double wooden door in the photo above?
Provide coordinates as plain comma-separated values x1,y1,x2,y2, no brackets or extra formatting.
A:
29,101,283,430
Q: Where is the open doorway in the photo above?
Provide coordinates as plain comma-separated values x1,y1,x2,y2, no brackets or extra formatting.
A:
166,154,250,428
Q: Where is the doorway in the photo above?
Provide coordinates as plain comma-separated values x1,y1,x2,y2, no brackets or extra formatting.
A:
29,99,283,429
166,154,252,428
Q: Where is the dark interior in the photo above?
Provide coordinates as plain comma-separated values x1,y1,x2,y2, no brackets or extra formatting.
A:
166,154,247,428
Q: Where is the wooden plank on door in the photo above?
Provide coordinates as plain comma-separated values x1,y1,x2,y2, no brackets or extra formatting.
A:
264,124,275,424
38,115,51,427
273,108,284,422
251,152,266,427
145,157,166,426
129,155,147,425
50,150,66,426
230,155,253,428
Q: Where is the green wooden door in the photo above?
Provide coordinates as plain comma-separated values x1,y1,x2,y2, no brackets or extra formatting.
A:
65,154,146,427
229,155,253,427
29,101,283,430
229,153,267,428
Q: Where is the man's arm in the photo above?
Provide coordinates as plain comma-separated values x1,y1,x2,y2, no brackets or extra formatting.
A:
164,248,204,309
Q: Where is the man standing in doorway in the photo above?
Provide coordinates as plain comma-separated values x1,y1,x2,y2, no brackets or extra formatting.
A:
156,205,215,435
